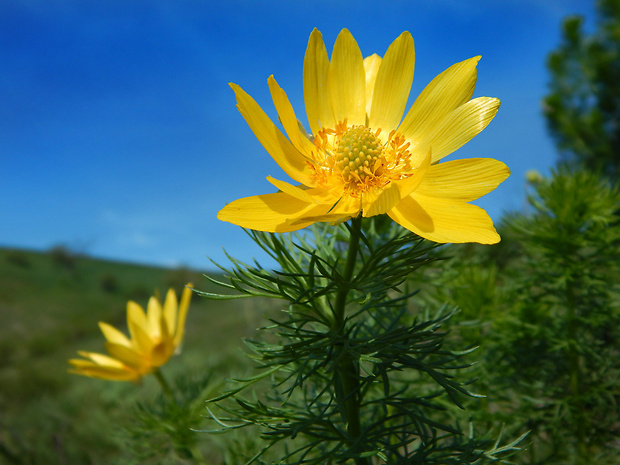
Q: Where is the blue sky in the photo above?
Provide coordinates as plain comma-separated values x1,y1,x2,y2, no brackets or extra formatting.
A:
2,0,597,270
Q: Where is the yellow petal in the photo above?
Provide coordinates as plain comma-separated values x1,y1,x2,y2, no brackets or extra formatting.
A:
68,358,141,381
369,31,415,132
127,302,155,354
363,54,382,117
69,358,107,370
418,97,500,163
398,56,480,142
150,340,174,367
173,284,192,350
286,194,361,226
98,322,131,347
151,314,174,367
230,83,314,185
218,191,323,232
268,76,316,158
362,148,431,217
127,301,147,341
328,29,366,125
76,350,127,368
267,175,316,203
105,341,151,372
362,183,401,218
162,288,177,337
146,296,163,337
416,158,510,201
388,194,500,244
303,28,334,133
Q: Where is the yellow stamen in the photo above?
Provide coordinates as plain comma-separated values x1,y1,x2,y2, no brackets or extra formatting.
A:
309,121,414,197
334,126,384,184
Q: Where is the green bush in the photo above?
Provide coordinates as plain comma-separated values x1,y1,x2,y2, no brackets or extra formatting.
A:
429,167,620,465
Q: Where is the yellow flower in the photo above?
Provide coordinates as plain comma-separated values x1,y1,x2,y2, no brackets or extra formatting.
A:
68,285,192,381
218,29,510,244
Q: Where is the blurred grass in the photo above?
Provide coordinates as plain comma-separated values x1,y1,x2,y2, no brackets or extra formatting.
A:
0,247,279,464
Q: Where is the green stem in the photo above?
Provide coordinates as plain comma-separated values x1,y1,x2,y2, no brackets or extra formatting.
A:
152,369,207,465
332,216,368,465
334,216,362,327
153,368,174,399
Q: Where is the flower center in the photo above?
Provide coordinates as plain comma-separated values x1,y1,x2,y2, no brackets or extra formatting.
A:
310,121,414,197
334,126,384,183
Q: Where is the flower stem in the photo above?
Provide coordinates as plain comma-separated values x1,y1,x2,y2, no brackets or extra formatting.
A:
332,216,369,465
334,216,362,327
152,369,208,465
153,368,173,399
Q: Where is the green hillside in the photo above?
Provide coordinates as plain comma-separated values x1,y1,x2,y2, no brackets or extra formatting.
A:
0,246,277,464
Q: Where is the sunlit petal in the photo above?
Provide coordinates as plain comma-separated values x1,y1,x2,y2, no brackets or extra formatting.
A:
230,83,314,185
369,31,415,132
304,28,333,133
287,194,360,225
218,192,326,232
267,176,317,203
328,29,365,125
399,56,480,141
388,194,500,244
416,158,510,201
363,54,382,117
418,97,500,163
268,76,317,158
362,183,400,218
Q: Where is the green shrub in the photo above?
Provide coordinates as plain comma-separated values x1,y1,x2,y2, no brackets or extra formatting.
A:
48,244,79,271
431,167,620,465
5,249,31,268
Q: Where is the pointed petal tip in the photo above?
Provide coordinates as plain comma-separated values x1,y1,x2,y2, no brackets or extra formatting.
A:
397,30,414,44
497,161,511,181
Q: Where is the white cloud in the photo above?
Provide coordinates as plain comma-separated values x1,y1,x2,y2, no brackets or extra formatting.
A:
116,231,157,248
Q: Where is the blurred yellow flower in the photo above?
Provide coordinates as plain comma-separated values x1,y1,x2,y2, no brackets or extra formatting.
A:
218,29,510,243
69,285,192,381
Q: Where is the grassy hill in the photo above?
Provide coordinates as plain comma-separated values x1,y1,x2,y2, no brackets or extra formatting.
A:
0,246,279,464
